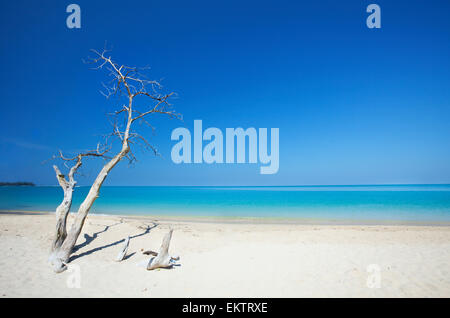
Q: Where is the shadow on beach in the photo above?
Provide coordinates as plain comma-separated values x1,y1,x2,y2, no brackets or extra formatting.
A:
69,221,158,262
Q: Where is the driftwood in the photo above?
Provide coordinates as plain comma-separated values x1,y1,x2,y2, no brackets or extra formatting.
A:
143,250,179,260
146,229,179,270
142,250,158,256
115,236,130,262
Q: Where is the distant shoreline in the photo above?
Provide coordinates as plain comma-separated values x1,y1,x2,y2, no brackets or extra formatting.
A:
0,182,35,186
19,183,450,187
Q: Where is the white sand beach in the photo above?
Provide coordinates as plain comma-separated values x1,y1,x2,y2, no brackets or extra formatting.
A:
0,212,449,297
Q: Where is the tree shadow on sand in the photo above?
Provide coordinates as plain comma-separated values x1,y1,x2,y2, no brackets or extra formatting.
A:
72,220,124,253
69,221,158,262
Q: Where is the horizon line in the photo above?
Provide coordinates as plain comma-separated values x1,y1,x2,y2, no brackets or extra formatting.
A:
29,183,450,188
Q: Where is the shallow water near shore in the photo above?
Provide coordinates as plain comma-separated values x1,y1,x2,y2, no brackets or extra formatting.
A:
1,185,450,222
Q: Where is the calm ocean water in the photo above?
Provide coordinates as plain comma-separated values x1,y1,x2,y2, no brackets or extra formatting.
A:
1,185,450,222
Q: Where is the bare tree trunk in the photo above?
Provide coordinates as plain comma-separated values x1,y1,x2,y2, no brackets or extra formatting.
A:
48,160,83,272
52,186,72,251
50,144,129,272
50,165,77,252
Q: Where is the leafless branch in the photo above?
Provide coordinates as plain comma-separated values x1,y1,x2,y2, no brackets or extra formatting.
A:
84,48,181,163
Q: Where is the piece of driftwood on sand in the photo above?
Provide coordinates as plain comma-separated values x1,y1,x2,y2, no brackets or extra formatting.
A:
146,229,180,270
115,236,130,262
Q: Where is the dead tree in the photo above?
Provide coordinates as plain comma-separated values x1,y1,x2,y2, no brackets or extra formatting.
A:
49,48,179,273
49,146,110,271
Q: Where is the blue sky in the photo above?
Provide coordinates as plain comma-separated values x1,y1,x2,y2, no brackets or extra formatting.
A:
0,0,449,186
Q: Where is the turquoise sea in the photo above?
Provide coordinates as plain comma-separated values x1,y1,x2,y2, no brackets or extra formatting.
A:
1,185,450,222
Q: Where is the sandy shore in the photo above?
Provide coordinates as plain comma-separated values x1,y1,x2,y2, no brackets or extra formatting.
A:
0,212,449,297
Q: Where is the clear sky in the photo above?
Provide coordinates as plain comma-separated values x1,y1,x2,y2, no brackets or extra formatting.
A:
0,0,449,186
